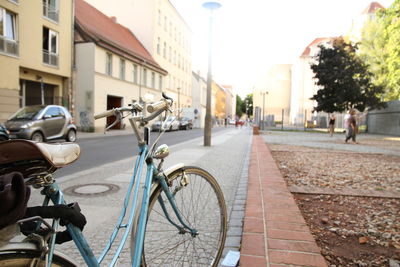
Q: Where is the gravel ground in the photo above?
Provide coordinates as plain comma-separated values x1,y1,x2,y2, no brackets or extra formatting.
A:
267,137,400,267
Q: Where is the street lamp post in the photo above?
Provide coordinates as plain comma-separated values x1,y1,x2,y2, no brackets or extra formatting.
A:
36,75,45,105
202,1,221,147
177,87,181,118
260,91,268,130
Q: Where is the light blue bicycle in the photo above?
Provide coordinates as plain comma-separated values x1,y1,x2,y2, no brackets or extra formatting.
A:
0,94,227,266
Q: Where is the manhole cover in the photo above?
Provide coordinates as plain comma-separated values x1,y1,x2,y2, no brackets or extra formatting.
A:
64,183,119,197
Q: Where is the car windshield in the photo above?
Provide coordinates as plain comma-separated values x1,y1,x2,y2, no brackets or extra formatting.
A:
180,117,189,121
166,117,175,122
8,106,43,121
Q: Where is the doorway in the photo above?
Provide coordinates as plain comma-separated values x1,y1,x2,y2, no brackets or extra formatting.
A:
106,95,123,129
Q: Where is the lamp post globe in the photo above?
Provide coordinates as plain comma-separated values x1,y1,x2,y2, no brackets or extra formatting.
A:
202,2,221,10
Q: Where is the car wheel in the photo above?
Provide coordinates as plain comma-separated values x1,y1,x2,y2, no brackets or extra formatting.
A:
0,136,8,142
66,129,77,142
31,132,44,142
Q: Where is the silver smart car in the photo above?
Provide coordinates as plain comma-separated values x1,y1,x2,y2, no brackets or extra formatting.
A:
5,105,77,142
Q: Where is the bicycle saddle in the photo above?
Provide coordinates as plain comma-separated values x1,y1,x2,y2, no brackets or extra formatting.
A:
0,140,80,178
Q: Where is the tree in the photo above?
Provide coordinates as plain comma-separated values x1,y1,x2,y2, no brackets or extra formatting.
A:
236,95,243,117
243,94,253,117
236,94,253,117
310,38,386,113
360,0,400,100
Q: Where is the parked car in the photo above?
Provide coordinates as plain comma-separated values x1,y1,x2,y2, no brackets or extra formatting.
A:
4,105,77,142
0,124,9,141
178,117,193,130
151,116,180,132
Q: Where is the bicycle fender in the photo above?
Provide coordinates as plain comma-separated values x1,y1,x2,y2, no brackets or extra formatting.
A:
0,241,78,265
163,163,185,177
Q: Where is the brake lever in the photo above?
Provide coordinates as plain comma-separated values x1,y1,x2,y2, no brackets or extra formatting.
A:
104,111,123,133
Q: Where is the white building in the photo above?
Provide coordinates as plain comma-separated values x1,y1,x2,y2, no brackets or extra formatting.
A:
253,64,292,125
74,0,167,132
289,38,335,125
191,71,206,128
83,0,192,113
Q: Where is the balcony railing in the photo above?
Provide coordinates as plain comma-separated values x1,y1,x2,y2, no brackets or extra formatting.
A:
0,35,19,56
43,3,59,22
43,50,59,66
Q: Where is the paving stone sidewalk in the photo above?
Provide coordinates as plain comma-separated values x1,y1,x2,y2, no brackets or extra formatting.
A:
26,127,253,266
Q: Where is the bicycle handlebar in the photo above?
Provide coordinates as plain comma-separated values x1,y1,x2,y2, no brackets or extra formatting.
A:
147,99,169,113
94,95,172,121
94,109,115,120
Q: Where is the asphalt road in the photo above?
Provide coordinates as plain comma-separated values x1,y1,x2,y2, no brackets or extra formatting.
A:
55,127,229,177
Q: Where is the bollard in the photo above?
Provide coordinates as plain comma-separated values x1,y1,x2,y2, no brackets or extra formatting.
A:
253,125,259,135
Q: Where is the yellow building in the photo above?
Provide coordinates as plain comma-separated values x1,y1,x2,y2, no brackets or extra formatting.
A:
0,0,73,122
212,82,226,124
83,0,192,115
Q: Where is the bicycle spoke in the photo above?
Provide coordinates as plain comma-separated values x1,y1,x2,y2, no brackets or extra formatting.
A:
135,167,227,267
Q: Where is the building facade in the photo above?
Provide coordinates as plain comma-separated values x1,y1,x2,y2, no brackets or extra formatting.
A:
0,0,73,122
191,71,206,128
253,64,292,125
83,0,192,114
222,85,235,120
290,38,335,125
74,0,167,132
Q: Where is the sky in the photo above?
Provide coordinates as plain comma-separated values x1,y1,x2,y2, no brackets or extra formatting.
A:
170,0,394,98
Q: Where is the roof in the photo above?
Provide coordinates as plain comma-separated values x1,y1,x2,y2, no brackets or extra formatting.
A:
362,2,385,14
300,37,336,57
75,0,167,75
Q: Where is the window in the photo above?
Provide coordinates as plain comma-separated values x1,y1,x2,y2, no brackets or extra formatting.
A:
158,10,161,25
173,50,176,65
133,64,137,83
164,16,167,31
43,0,59,22
157,37,160,54
169,22,172,36
159,75,162,90
0,7,18,56
106,53,112,75
142,68,147,86
45,107,62,117
42,27,58,66
119,58,125,80
178,54,180,68
163,42,166,58
168,46,171,62
151,72,155,88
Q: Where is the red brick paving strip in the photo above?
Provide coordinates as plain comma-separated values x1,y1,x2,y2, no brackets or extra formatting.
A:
239,135,328,267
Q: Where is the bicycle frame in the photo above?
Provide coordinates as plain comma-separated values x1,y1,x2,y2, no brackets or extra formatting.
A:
39,140,197,267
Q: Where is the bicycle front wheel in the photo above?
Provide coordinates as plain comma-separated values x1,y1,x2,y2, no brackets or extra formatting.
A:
0,249,77,267
134,166,227,267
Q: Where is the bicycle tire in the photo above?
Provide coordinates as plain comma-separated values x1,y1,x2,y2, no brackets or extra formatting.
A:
131,166,227,267
0,249,77,267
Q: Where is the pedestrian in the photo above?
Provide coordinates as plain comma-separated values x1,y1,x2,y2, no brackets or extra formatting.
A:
328,114,336,137
345,109,357,144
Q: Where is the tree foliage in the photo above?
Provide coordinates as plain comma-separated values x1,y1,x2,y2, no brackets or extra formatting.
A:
360,0,400,100
236,94,253,117
310,38,386,113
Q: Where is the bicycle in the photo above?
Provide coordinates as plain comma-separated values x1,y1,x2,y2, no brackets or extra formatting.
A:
0,93,227,266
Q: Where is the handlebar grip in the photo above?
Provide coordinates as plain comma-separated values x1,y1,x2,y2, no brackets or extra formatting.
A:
147,100,168,113
94,109,115,120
